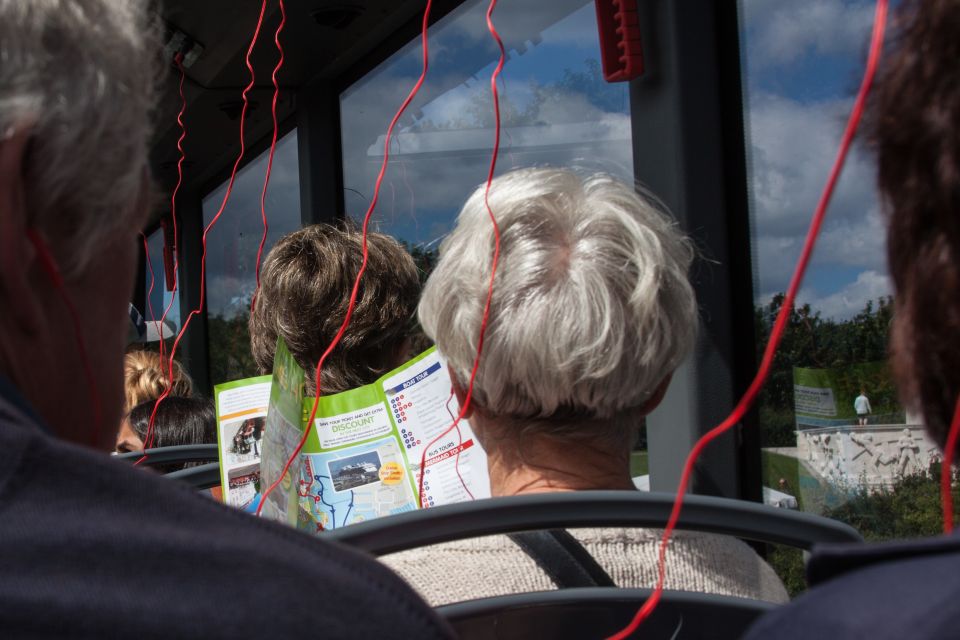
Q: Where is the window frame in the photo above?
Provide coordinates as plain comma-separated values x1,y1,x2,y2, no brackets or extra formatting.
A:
161,0,759,501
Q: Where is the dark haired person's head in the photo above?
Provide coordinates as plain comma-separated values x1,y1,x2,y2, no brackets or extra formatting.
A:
249,224,421,393
122,397,216,472
873,0,960,454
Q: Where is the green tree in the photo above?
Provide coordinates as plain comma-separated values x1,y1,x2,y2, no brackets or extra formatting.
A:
755,295,896,446
208,309,258,386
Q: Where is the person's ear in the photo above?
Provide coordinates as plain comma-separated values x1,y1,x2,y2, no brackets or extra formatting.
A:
448,368,473,419
0,128,46,335
639,374,673,416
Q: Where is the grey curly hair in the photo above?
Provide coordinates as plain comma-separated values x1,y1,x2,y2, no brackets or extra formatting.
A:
0,0,158,275
419,168,698,429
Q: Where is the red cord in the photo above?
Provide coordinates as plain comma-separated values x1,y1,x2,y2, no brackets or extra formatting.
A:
444,388,474,500
157,54,188,357
606,1,888,636
26,229,103,446
257,0,435,516
251,0,286,314
940,397,960,533
137,2,269,462
417,0,505,508
138,54,188,456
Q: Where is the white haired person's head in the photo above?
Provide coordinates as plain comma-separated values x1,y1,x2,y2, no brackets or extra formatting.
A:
0,0,156,275
419,168,697,445
0,0,157,447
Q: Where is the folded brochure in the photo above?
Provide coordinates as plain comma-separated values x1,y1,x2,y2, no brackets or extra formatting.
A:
214,337,490,531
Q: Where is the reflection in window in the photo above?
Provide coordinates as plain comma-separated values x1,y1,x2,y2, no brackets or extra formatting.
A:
143,228,181,337
340,0,632,258
202,129,301,385
739,0,931,591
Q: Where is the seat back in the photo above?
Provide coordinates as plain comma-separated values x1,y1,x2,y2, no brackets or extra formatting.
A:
327,490,862,554
115,444,219,467
440,587,775,640
327,491,861,639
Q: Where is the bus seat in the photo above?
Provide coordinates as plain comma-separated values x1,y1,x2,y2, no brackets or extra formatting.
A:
115,444,219,467
116,445,221,490
440,587,775,640
327,490,862,554
327,491,862,639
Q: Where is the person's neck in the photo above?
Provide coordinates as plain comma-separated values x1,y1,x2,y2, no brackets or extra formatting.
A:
478,418,636,497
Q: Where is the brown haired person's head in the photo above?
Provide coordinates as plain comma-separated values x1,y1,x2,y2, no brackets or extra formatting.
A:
249,224,421,394
873,0,960,453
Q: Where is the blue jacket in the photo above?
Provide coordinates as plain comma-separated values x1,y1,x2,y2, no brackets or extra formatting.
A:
744,528,960,638
0,377,452,639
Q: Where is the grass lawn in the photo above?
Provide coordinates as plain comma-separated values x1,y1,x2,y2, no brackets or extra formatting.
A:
632,450,800,498
762,451,803,509
630,451,649,477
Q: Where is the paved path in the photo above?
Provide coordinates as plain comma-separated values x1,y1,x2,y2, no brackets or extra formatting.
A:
764,447,800,460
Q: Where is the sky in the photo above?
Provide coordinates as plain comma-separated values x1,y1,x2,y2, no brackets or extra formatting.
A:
740,0,888,319
340,0,633,248
189,0,887,322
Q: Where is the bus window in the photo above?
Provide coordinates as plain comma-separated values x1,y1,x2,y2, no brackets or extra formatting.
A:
144,227,182,337
339,0,642,476
202,129,301,385
339,0,633,255
739,0,931,596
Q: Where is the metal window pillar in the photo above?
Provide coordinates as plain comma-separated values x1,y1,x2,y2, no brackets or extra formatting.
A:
297,82,345,226
630,1,760,500
175,191,212,396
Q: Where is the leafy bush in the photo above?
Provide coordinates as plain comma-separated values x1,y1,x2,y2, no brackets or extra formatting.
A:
769,466,958,598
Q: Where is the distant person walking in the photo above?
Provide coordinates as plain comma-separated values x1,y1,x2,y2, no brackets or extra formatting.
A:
854,388,872,426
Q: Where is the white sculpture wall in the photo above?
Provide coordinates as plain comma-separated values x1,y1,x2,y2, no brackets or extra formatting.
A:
796,424,939,490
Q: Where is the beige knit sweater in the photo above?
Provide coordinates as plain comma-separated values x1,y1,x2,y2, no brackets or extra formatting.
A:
382,527,789,606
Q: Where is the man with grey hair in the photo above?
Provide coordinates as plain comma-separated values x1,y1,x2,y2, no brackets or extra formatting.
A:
383,168,787,604
0,2,449,636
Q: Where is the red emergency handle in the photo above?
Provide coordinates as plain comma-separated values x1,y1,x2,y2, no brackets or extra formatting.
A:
595,0,644,82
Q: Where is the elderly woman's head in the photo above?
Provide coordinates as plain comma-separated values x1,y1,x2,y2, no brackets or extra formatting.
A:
0,1,156,445
420,168,697,457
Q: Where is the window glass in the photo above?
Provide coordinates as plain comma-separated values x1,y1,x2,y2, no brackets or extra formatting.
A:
340,0,632,251
143,228,181,337
340,0,636,484
739,0,928,596
202,129,301,385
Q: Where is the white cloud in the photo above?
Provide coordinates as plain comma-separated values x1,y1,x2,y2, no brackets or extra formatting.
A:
743,0,876,68
342,81,633,235
201,130,302,317
797,270,891,320
746,91,885,298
